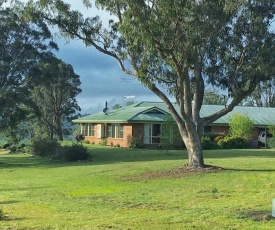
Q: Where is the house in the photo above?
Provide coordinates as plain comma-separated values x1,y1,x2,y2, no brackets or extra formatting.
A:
72,101,275,148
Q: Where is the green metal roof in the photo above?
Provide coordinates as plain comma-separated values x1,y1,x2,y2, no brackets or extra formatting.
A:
73,101,275,126
73,104,168,123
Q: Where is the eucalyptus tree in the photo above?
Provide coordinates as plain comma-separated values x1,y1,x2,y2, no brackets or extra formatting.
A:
23,0,275,168
203,89,226,106
242,80,275,107
27,54,82,141
0,6,57,130
112,104,122,110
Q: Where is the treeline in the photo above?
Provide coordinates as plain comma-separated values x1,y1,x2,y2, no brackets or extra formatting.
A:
0,5,81,145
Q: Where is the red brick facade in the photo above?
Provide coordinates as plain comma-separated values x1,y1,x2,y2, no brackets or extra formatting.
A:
83,123,134,147
82,123,262,148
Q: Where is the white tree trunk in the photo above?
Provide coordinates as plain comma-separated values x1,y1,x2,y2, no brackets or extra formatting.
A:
184,135,204,168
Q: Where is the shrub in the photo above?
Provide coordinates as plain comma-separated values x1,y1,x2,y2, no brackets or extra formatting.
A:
30,137,60,157
161,116,186,150
8,143,27,154
99,139,107,146
217,136,249,149
214,135,224,142
56,143,90,162
128,136,142,148
9,146,17,153
268,125,275,137
267,138,275,149
228,113,254,140
83,140,90,144
267,125,275,148
204,133,226,142
201,136,217,150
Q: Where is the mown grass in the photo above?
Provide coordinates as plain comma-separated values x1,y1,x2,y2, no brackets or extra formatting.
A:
0,147,275,229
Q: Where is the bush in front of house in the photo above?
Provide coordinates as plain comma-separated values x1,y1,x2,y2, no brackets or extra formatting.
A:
30,137,60,157
267,138,275,149
228,113,254,140
217,136,249,149
128,136,142,148
30,137,90,162
201,136,217,150
8,143,29,154
214,135,225,142
267,125,275,148
99,139,107,146
56,143,90,162
83,140,90,144
203,133,226,142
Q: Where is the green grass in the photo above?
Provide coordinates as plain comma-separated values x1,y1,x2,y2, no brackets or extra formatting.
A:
1,147,275,229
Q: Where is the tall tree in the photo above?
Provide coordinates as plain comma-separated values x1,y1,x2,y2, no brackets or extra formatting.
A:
242,80,275,107
27,54,82,141
203,89,227,106
112,104,122,110
0,6,57,130
23,0,275,168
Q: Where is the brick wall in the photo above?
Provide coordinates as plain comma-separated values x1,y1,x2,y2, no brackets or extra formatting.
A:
211,125,229,134
83,123,262,148
211,125,260,141
83,123,133,147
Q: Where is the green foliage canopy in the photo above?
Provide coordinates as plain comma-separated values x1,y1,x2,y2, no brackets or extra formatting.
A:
228,113,254,140
27,54,82,141
0,6,57,130
20,0,275,168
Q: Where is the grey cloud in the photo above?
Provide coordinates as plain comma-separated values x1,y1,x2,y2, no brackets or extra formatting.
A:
54,40,162,114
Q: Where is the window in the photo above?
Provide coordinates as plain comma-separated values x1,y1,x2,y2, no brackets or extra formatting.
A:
81,124,86,136
144,123,161,144
89,124,95,136
107,124,124,138
81,124,95,136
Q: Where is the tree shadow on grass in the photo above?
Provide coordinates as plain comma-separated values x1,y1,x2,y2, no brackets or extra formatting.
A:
0,149,188,168
204,149,275,159
0,200,20,205
1,147,275,169
224,168,275,173
237,210,275,222
2,216,27,222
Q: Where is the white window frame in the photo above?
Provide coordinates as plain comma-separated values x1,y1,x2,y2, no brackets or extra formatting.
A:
107,124,124,139
144,123,161,144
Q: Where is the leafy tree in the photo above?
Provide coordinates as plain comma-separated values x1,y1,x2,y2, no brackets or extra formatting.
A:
267,125,275,148
113,101,135,109
161,115,184,152
203,89,227,106
0,6,57,131
228,113,254,140
126,101,135,106
22,0,275,168
112,104,122,110
27,54,82,141
242,80,275,107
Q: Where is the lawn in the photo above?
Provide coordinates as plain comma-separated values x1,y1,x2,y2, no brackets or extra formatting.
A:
0,146,275,229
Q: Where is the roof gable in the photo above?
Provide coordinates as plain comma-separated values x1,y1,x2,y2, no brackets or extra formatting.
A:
72,104,168,123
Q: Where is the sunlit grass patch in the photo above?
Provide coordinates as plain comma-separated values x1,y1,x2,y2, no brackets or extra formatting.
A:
0,147,275,229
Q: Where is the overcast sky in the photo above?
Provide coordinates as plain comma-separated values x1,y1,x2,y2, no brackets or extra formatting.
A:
49,1,163,115
54,39,162,115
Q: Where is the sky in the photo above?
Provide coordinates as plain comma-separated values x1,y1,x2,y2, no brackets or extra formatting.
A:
49,1,163,115
2,0,162,114
55,39,162,115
